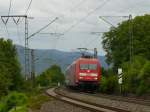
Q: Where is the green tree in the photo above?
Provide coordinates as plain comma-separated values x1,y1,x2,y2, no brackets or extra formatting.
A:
101,15,150,95
100,74,118,94
0,65,11,96
102,15,150,69
0,38,23,96
137,60,150,95
5,92,28,110
36,65,65,87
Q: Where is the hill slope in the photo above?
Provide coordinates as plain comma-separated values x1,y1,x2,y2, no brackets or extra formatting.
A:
16,45,108,74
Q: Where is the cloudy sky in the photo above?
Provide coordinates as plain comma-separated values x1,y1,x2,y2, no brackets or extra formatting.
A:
0,0,150,55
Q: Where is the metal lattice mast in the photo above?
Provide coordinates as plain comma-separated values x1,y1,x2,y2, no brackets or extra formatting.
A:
24,15,30,80
31,49,35,80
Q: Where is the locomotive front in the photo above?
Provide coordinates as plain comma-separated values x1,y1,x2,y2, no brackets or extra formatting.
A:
76,58,101,89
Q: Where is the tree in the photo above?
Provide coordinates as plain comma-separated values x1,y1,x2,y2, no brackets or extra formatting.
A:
0,38,23,96
36,65,65,87
101,15,150,95
102,15,150,69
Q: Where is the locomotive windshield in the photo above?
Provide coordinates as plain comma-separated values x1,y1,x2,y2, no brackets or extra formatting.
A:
80,64,97,70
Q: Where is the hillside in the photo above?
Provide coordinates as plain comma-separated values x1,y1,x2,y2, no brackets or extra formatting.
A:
16,45,108,74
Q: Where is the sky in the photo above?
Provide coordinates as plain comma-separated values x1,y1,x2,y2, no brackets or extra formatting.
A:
0,0,150,55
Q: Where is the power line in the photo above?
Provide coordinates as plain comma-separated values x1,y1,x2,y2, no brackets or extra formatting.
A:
19,0,33,24
8,0,12,16
62,0,111,35
28,17,58,39
99,15,129,27
99,16,116,27
25,0,33,15
16,25,22,45
70,0,87,11
3,0,13,38
5,25,10,37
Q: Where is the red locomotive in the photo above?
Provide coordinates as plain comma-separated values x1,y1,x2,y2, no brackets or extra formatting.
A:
65,48,101,90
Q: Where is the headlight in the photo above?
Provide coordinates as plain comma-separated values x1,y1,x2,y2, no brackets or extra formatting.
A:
90,73,98,76
79,77,83,79
79,73,87,76
94,77,98,80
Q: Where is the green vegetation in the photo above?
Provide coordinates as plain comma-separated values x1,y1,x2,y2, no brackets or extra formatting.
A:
0,38,64,111
28,94,52,110
101,15,150,96
5,92,28,110
122,56,150,95
102,14,150,68
9,106,28,112
36,65,65,87
0,92,28,112
0,39,24,97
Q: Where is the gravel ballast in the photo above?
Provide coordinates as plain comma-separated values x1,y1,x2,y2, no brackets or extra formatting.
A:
30,99,92,112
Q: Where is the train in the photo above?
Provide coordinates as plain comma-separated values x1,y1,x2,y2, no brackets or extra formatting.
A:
65,48,101,91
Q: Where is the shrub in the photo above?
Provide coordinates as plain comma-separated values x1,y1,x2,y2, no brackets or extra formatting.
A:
0,103,7,112
100,75,118,94
137,61,150,95
122,56,150,95
8,106,28,112
5,92,28,110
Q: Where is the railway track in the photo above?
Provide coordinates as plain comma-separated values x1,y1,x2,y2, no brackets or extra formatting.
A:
46,88,130,112
62,87,150,106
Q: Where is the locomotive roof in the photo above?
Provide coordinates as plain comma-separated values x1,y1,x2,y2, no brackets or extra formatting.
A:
77,57,99,61
66,57,99,71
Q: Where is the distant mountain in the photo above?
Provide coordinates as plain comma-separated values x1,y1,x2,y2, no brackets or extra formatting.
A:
16,45,109,74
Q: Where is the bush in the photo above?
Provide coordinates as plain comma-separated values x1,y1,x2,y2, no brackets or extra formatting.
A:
136,61,150,95
28,94,51,110
100,75,118,94
99,76,108,92
0,103,7,112
36,65,65,87
8,106,28,112
122,56,150,95
5,92,28,110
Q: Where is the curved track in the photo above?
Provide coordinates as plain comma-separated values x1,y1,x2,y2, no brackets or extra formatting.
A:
63,87,150,106
46,88,130,112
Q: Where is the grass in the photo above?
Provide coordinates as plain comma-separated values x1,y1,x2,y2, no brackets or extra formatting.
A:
28,93,53,110
9,106,28,112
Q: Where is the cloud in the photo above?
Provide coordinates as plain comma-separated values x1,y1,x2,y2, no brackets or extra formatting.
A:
0,0,150,55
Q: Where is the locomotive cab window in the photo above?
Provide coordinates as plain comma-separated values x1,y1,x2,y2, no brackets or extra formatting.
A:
80,64,88,70
80,64,97,70
89,64,97,70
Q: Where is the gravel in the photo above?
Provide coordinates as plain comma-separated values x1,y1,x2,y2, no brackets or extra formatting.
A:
30,99,93,112
58,89,150,112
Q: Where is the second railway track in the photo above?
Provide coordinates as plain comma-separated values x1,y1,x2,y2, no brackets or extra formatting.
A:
62,87,150,106
46,88,131,112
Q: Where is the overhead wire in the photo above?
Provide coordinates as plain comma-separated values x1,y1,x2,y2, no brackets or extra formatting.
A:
54,0,111,63
33,0,111,68
19,0,33,24
8,0,23,45
39,0,111,64
16,25,22,45
41,0,111,64
70,0,86,11
5,25,10,38
25,0,33,15
35,0,89,61
8,0,12,16
61,0,111,36
4,0,13,38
